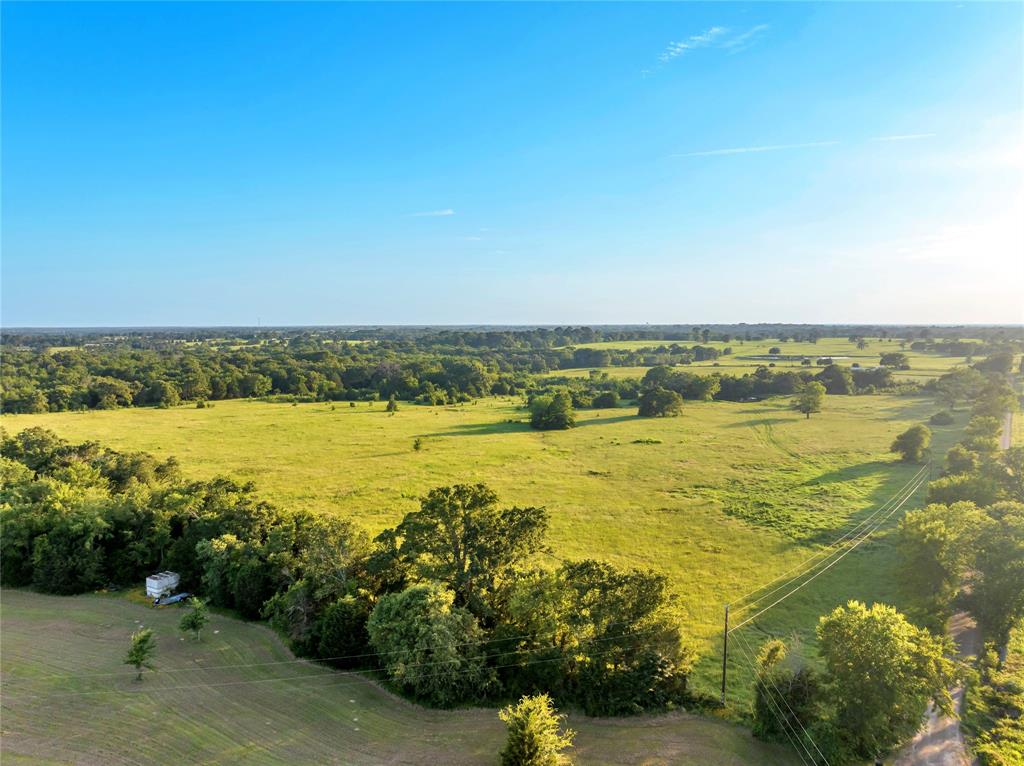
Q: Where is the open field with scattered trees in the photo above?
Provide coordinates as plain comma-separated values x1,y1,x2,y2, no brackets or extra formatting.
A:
2,392,967,702
548,336,979,383
2,325,1021,765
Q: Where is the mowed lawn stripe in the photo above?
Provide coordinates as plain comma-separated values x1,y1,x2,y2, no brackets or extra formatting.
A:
0,590,798,765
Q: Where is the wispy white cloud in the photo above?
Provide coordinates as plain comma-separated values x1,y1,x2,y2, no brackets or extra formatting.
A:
651,24,768,72
658,26,729,63
410,208,455,217
721,24,769,54
671,140,840,158
872,133,936,142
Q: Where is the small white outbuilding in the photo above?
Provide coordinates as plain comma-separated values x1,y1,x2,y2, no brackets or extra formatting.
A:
146,571,180,598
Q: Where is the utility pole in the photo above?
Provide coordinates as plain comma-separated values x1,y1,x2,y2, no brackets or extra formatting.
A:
721,603,729,705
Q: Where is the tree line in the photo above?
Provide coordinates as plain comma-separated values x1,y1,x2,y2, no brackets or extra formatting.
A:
4,327,1019,414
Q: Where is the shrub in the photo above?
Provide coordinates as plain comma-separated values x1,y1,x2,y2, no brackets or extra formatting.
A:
498,694,575,766
529,392,575,430
930,411,955,426
591,391,619,409
891,424,931,463
316,596,371,667
927,473,1000,507
637,387,683,417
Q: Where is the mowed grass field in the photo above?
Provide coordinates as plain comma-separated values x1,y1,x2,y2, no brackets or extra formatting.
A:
554,336,972,382
3,391,966,708
0,589,798,766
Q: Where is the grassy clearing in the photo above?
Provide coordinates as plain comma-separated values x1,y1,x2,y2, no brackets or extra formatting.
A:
4,391,964,710
0,589,798,766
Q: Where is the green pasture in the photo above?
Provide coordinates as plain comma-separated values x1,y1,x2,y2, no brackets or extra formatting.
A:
556,336,974,382
0,589,797,765
4,391,965,709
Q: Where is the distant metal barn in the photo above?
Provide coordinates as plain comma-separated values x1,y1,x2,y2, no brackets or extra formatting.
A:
146,571,180,598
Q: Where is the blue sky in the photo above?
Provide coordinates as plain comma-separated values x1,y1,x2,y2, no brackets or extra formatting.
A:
2,2,1021,326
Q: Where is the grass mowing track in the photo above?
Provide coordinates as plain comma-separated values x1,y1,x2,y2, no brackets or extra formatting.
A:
0,589,798,765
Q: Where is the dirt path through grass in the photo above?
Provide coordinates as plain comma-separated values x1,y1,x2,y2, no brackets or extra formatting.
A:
893,611,980,766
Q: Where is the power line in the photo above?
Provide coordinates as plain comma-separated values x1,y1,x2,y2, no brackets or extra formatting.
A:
24,616,662,681
729,634,815,766
6,624,664,692
728,470,927,634
729,463,927,611
6,635,645,702
727,469,924,625
720,462,929,708
733,630,828,766
727,463,929,614
730,635,815,766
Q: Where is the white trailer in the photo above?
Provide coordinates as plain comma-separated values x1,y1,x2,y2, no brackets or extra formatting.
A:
145,571,180,598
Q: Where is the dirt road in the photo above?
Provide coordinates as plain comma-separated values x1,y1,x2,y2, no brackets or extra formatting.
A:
893,611,980,766
1000,411,1013,450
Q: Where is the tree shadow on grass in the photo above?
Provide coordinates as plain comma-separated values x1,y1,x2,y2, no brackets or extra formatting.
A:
804,459,897,486
419,413,637,438
720,417,796,429
573,414,637,428
420,420,532,438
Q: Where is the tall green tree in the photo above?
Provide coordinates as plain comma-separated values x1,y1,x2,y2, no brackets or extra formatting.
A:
897,502,983,621
934,367,984,411
124,628,157,681
817,601,960,761
146,380,180,408
973,378,1018,419
751,639,822,748
529,392,575,430
366,583,492,706
879,352,911,369
396,484,547,614
316,595,371,667
498,694,575,766
793,381,826,419
814,364,854,395
970,502,1024,644
996,446,1024,503
891,424,931,463
637,386,683,417
962,415,1002,453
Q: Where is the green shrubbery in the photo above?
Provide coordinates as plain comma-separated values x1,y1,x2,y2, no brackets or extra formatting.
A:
637,387,683,417
963,626,1024,766
891,423,931,462
529,392,575,430
499,694,575,766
